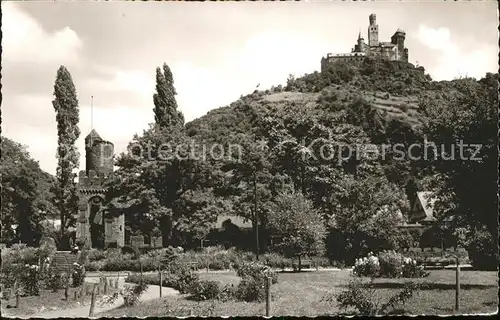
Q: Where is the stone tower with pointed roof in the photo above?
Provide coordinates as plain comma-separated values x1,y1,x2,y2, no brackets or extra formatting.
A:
76,130,124,249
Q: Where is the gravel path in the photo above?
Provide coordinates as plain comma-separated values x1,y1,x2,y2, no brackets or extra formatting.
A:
31,276,179,319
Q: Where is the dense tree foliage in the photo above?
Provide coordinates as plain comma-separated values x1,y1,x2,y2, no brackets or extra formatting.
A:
1,137,57,246
106,63,227,248
420,73,498,269
52,66,80,244
153,63,184,129
267,192,326,269
106,124,227,247
182,61,496,266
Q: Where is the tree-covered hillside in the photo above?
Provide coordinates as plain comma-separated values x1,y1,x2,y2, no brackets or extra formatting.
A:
110,59,497,267
182,59,498,264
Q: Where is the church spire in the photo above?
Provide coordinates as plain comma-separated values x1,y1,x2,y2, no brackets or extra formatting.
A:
358,30,363,40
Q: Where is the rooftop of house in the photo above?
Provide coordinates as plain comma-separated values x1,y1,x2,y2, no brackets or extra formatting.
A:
215,215,253,229
415,191,437,222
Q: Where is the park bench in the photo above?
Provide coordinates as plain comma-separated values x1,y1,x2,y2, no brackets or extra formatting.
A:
292,258,316,271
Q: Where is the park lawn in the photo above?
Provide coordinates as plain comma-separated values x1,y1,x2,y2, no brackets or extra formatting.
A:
102,269,498,317
1,284,120,317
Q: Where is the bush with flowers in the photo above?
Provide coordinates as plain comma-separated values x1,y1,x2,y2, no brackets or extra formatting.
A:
46,270,65,292
353,253,381,277
353,251,428,278
401,257,429,278
72,262,86,287
378,250,404,278
20,264,41,296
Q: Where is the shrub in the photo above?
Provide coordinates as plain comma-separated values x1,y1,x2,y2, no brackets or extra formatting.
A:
101,257,159,272
208,259,229,271
101,280,149,307
234,277,267,302
121,245,139,256
46,271,64,292
85,260,104,271
126,262,199,294
88,249,107,262
123,281,149,306
327,277,419,315
188,280,221,301
72,262,86,287
19,264,41,296
235,261,278,284
467,229,498,271
146,246,183,265
378,251,404,278
174,265,200,294
353,251,428,278
262,253,292,270
104,248,121,258
233,261,277,302
2,246,53,267
353,253,380,277
0,263,24,289
401,258,429,278
218,283,237,302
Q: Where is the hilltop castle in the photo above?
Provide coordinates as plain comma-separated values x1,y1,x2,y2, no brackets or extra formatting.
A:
321,14,409,71
76,129,124,249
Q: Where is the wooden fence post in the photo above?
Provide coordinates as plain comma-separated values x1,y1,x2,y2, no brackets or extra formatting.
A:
265,276,271,317
117,271,121,288
64,273,70,300
455,257,460,313
159,268,163,298
89,284,97,317
80,286,85,303
14,280,20,308
74,290,78,300
104,277,108,294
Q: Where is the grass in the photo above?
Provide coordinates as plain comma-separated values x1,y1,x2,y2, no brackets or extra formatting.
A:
263,91,320,102
101,269,498,317
1,282,120,317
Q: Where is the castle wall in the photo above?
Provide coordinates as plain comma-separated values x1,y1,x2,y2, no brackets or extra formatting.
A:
321,55,365,71
105,214,125,248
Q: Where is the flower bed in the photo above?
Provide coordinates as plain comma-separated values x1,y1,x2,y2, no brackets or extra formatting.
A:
353,251,429,278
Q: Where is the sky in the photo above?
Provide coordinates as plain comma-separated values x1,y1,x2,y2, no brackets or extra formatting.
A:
2,0,498,176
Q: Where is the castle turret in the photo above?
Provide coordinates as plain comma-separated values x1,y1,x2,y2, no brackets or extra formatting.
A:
85,129,114,175
391,29,407,61
353,31,365,53
368,13,379,46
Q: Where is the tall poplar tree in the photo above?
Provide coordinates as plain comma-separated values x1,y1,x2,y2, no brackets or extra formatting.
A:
52,66,80,245
153,63,184,129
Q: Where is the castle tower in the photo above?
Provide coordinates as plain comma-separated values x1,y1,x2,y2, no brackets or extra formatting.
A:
391,29,407,61
357,31,364,51
77,129,124,249
352,31,365,53
368,13,379,46
85,129,114,176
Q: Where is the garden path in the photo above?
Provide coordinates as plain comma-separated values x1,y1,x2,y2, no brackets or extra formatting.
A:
32,277,179,318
